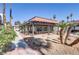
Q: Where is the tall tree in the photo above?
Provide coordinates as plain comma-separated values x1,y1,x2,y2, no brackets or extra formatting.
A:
66,16,69,22
53,15,57,34
15,21,21,25
58,20,67,44
53,15,56,20
59,22,69,44
58,21,76,44
70,13,73,21
3,3,6,30
64,22,77,44
10,3,13,27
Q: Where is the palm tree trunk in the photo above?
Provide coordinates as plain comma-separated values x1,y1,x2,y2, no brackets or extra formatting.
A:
10,18,12,27
3,14,6,30
60,28,63,44
64,26,71,44
3,3,6,30
10,3,12,27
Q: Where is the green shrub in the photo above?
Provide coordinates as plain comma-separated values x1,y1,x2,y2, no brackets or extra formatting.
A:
0,28,16,54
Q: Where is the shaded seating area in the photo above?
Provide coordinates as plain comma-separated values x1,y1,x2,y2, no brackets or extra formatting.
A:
20,16,58,35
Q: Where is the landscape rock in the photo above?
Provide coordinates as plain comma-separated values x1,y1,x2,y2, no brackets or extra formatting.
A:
39,48,48,55
3,42,16,52
24,37,48,49
17,40,28,49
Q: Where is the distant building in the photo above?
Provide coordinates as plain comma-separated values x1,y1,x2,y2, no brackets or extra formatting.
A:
71,20,79,32
20,16,58,34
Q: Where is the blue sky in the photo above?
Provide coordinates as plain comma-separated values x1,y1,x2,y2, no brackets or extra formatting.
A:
0,3,79,25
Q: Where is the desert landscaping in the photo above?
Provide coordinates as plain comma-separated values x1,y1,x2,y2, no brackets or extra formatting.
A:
1,3,79,55
4,32,79,55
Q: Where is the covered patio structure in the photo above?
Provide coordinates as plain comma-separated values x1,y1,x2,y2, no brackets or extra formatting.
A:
20,16,58,35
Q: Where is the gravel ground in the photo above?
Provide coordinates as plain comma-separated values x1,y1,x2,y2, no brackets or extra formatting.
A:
5,30,79,55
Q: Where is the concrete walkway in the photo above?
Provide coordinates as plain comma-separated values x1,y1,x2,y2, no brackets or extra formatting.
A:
5,30,41,55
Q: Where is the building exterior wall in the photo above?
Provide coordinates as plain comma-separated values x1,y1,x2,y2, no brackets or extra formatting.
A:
71,25,79,32
26,25,53,34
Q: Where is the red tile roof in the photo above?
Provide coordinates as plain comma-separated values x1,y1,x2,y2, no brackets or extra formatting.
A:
29,16,58,24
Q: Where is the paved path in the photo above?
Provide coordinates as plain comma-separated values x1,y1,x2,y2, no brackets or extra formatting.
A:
5,30,41,55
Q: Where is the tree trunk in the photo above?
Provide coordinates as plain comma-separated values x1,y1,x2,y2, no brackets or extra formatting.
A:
64,26,71,44
60,28,63,44
3,15,6,30
10,18,12,27
3,3,6,30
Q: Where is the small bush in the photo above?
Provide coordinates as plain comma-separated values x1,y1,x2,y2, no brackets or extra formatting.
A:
0,28,16,54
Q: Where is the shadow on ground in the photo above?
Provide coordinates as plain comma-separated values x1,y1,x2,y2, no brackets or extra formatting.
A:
65,38,79,46
3,39,28,52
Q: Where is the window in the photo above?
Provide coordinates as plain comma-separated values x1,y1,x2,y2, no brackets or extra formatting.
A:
37,27,42,31
44,27,47,31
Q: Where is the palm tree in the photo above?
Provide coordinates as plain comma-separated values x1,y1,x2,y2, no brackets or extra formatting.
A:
3,3,6,30
58,20,68,44
66,16,69,22
53,15,56,20
64,22,77,44
10,3,13,27
58,20,76,44
70,13,73,21
22,21,26,34
64,23,71,44
53,15,58,34
15,21,20,25
59,27,63,44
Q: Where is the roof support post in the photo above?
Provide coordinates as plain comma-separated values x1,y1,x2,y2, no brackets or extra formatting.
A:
48,25,50,34
32,24,34,36
26,25,29,35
